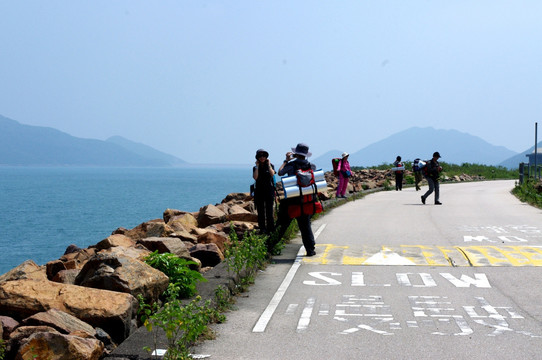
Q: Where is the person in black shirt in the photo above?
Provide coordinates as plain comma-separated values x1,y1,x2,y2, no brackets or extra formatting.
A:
421,152,443,205
253,149,276,234
393,155,404,191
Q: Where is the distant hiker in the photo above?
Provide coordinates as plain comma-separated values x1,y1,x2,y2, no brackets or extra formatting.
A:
412,158,425,191
336,152,351,198
393,155,404,191
421,152,443,205
271,143,317,256
253,149,276,234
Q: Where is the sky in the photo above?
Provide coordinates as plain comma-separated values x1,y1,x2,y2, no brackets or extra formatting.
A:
1,1,541,165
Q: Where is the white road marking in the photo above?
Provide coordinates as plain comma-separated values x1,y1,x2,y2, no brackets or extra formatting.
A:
363,247,417,265
296,297,316,332
252,223,326,333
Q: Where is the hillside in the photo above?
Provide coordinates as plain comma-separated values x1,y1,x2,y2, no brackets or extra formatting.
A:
313,127,518,169
106,136,187,166
499,142,542,169
0,115,187,167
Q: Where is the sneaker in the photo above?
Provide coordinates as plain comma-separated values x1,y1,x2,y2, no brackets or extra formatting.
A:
435,201,443,205
421,196,426,204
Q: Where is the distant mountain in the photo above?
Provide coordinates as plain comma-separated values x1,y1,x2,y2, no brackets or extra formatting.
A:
313,127,518,170
106,136,187,166
0,115,187,167
499,141,542,169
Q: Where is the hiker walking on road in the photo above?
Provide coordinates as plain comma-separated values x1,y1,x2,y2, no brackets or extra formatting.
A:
270,143,317,257
413,158,424,191
393,155,404,191
336,152,351,198
421,152,443,205
253,149,276,234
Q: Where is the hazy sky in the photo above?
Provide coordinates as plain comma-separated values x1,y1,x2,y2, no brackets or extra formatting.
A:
1,1,541,165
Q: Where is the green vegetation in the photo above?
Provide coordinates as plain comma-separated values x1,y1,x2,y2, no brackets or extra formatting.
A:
438,162,517,179
0,339,5,360
512,179,542,208
141,296,225,360
144,251,207,300
352,162,518,180
224,229,268,291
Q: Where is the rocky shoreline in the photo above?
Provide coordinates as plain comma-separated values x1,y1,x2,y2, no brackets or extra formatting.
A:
0,169,483,359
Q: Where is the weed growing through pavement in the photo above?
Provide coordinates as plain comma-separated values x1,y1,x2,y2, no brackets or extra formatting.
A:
224,227,268,292
141,295,225,360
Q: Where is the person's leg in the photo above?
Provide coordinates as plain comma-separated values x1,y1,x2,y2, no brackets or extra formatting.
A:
296,215,315,255
422,177,435,204
270,200,292,252
341,178,349,196
255,198,266,233
415,173,422,190
337,175,344,197
434,180,441,204
265,198,275,233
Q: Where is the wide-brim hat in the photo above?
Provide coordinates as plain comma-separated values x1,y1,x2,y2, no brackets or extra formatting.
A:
433,152,441,158
342,152,349,158
255,149,269,159
292,143,312,157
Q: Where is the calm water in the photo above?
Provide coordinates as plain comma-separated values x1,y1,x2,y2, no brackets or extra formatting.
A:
0,166,249,274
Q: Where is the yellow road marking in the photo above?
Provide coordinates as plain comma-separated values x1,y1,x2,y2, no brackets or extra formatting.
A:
303,244,542,267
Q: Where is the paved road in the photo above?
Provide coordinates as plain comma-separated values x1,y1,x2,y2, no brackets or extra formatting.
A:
192,180,542,360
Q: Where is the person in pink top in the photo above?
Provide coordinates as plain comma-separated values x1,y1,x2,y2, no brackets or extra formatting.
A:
336,152,351,198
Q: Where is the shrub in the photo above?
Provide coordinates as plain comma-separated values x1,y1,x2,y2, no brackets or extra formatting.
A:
224,228,268,290
512,179,542,208
142,296,225,360
144,251,207,300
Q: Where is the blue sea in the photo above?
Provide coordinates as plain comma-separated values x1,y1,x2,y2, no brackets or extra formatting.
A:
0,166,250,275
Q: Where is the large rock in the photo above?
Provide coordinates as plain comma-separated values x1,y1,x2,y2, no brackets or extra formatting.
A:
51,269,80,285
74,253,168,304
221,192,252,203
59,248,97,270
98,245,151,262
196,232,230,254
123,219,174,240
22,308,96,337
0,315,19,338
0,260,47,283
45,260,67,281
93,234,136,251
16,331,104,360
168,212,199,232
197,204,226,228
225,204,258,222
0,279,137,343
9,326,59,357
189,243,224,268
138,237,191,258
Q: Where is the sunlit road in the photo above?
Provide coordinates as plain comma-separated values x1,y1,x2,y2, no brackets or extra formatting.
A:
193,180,542,360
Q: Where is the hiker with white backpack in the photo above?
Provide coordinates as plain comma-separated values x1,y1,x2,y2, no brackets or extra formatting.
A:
270,143,318,257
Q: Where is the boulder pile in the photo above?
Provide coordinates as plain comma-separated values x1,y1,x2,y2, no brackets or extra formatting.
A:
0,169,482,358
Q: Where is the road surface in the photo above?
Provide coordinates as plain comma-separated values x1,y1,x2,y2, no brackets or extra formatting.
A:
192,180,542,360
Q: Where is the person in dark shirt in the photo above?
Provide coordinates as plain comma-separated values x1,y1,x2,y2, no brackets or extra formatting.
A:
253,149,276,234
421,152,443,205
270,143,317,256
393,155,404,191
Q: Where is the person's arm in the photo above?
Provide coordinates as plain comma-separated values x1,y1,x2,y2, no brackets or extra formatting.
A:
278,152,293,176
253,164,258,180
268,162,275,177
